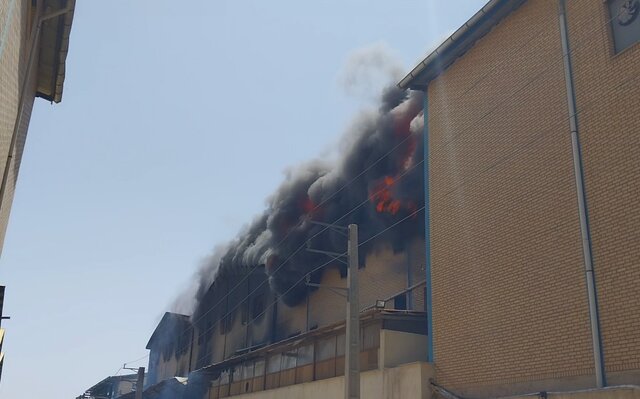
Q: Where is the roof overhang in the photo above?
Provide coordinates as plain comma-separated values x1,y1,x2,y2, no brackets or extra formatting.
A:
398,0,528,91
36,0,76,103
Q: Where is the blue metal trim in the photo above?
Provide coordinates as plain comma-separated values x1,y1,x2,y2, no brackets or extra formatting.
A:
423,91,434,363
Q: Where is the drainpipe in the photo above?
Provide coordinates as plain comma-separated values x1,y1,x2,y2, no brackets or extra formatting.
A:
0,1,73,213
423,91,434,363
406,247,414,310
558,0,605,388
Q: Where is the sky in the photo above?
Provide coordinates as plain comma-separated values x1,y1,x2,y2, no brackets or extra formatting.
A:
0,1,486,398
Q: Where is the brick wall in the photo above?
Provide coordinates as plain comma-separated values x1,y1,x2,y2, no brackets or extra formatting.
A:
566,0,640,383
427,0,598,395
0,0,37,254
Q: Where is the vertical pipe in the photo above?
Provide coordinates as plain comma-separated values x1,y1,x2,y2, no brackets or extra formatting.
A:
270,294,278,344
345,224,360,399
423,91,434,363
406,246,414,310
558,0,605,388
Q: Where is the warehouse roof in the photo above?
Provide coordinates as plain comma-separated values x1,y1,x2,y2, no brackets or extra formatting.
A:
398,0,527,90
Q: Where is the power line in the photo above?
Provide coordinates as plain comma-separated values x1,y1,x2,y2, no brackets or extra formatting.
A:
177,0,563,338
189,8,635,363
133,1,633,373
185,157,427,363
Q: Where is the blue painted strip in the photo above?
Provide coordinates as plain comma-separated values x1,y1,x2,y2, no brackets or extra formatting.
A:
423,91,434,363
0,0,19,62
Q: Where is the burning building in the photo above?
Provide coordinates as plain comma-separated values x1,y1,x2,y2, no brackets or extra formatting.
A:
143,76,433,398
140,0,640,398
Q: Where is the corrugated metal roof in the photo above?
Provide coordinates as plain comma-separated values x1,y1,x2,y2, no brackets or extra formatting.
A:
36,0,76,103
398,0,528,90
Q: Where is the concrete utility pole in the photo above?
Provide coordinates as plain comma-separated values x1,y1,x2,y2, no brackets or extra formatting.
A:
345,224,360,399
135,367,145,399
306,221,360,399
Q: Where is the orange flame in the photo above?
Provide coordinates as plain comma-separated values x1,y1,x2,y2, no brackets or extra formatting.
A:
370,176,402,215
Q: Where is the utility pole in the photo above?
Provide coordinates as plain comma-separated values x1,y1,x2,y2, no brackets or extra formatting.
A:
305,221,360,399
0,285,9,383
135,367,145,399
345,224,360,399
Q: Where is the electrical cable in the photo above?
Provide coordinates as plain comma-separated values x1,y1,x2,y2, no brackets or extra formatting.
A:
176,0,560,338
131,2,633,371
185,8,638,366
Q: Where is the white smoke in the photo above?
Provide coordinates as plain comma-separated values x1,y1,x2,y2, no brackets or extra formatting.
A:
339,42,404,101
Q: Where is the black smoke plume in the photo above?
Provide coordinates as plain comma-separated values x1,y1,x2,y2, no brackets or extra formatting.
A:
179,85,425,314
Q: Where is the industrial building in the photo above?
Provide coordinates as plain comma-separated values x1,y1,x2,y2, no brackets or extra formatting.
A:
136,0,640,398
145,239,429,398
76,374,140,399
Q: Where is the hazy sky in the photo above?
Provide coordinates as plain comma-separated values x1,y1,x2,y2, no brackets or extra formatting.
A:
0,1,486,397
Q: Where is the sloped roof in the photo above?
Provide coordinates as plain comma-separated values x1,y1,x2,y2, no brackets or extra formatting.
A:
83,374,138,398
398,0,527,90
146,312,191,350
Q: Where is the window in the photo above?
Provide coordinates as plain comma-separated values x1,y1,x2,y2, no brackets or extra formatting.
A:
254,358,266,376
361,324,381,350
267,353,282,374
394,294,407,310
232,365,243,382
297,344,314,366
281,349,297,370
221,310,233,335
251,292,265,320
608,0,640,53
242,362,254,380
316,336,337,361
220,369,230,385
336,334,346,357
241,300,249,324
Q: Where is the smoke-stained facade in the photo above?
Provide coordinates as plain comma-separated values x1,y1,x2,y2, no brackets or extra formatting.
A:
180,85,426,313
147,82,430,390
138,1,640,398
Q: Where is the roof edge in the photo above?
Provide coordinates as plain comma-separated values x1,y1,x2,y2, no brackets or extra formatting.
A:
398,0,527,91
36,0,76,103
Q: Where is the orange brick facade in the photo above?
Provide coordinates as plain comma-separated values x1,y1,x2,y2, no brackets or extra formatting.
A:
424,0,640,396
567,0,640,385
